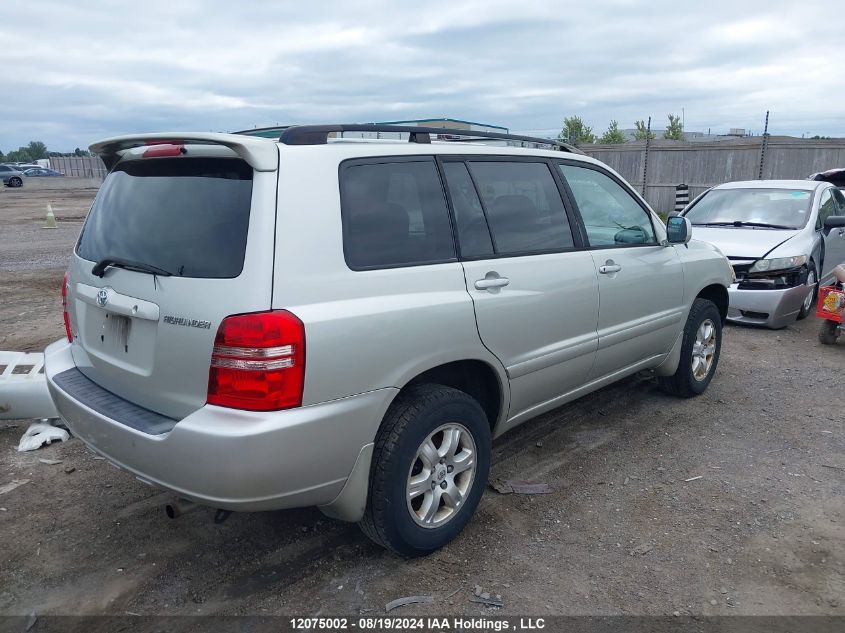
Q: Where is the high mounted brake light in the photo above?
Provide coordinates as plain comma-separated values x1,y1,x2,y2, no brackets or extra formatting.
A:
207,310,305,411
62,271,73,342
142,144,186,158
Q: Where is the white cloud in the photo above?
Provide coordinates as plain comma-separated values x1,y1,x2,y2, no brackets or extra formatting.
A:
1,0,843,151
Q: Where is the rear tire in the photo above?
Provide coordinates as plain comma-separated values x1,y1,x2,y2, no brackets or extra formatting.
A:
359,384,491,557
658,298,722,398
818,320,840,345
797,263,818,320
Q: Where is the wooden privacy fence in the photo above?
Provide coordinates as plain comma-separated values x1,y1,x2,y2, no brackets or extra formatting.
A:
582,137,845,213
48,155,108,179
40,138,845,205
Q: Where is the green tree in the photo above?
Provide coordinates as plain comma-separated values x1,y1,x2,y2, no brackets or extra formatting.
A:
0,150,5,162
6,147,33,163
599,120,626,144
27,141,48,160
663,114,684,141
558,116,595,145
633,120,655,141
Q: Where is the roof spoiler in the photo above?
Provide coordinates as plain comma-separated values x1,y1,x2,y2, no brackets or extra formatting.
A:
89,132,279,172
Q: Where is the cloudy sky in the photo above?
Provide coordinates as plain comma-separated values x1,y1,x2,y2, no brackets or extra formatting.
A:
3,0,843,152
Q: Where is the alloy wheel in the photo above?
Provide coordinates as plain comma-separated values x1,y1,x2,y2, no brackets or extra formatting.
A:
803,268,817,313
406,423,477,528
691,319,717,381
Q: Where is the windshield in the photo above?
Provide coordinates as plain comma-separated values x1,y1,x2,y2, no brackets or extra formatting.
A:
77,157,253,278
685,188,811,229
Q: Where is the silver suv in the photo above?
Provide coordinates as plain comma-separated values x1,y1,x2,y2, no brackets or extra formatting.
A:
44,125,733,555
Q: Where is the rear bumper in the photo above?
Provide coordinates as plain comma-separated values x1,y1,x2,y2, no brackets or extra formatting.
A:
0,351,59,420
44,339,395,512
726,283,810,329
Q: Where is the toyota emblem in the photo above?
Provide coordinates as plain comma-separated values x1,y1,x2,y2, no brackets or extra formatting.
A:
96,288,109,307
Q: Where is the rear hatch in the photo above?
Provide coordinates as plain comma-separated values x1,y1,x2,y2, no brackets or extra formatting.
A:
66,139,279,420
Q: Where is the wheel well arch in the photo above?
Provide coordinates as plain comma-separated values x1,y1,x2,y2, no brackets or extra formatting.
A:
696,284,728,323
403,359,504,431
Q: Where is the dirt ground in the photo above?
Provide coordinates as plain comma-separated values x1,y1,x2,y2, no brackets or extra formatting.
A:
0,187,842,618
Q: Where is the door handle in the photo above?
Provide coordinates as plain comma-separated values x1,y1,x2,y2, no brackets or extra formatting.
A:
598,261,622,274
475,275,510,290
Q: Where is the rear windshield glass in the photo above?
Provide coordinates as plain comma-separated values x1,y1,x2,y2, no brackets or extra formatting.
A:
77,157,253,278
685,188,811,229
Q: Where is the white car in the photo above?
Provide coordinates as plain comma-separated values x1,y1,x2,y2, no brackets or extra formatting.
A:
681,180,845,328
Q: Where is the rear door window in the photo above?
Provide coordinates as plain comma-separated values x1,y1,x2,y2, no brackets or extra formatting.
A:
77,157,253,278
340,159,456,269
466,161,575,255
558,164,657,246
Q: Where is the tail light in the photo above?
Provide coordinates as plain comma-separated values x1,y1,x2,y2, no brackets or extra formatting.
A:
62,271,73,342
207,310,305,411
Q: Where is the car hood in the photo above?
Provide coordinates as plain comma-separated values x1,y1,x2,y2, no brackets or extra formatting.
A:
689,226,800,259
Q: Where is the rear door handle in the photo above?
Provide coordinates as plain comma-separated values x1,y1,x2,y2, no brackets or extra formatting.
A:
475,275,510,290
598,263,622,274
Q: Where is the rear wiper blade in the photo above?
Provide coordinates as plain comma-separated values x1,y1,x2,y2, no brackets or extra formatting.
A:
695,221,793,229
92,257,173,278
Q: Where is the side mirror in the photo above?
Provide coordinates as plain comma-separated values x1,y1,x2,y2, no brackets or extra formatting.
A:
667,210,681,218
824,215,845,231
666,216,692,245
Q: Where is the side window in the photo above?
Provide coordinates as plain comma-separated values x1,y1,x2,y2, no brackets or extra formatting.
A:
441,162,494,258
558,164,657,246
466,161,574,255
340,160,456,269
817,189,835,229
833,188,845,214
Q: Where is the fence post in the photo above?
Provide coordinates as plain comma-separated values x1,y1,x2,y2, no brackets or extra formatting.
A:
758,110,770,179
674,184,689,213
641,116,651,197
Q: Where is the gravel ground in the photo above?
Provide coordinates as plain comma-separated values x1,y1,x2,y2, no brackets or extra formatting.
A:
0,188,842,618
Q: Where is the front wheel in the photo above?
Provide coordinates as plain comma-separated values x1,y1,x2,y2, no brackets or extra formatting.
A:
797,263,818,320
9,177,22,188
658,298,722,397
359,384,491,556
818,320,840,345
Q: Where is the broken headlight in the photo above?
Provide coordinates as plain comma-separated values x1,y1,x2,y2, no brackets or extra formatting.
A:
749,255,807,273
740,256,807,289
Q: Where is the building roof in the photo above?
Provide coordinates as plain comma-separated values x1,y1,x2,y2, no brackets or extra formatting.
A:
374,118,508,131
235,118,509,138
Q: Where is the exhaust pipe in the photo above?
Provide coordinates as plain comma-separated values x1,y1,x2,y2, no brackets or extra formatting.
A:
165,498,199,519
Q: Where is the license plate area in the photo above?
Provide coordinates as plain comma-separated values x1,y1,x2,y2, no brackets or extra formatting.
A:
77,300,157,373
102,312,132,352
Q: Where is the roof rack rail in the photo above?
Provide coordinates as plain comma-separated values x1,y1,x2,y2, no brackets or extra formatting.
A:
277,124,582,154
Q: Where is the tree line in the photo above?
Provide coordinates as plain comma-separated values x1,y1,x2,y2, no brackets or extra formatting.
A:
558,114,684,145
1,141,92,164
